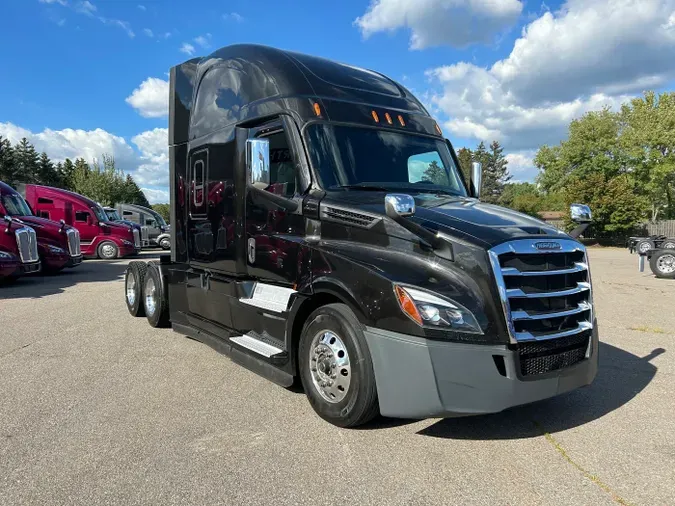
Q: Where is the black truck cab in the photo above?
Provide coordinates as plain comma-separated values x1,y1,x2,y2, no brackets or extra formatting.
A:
125,44,598,427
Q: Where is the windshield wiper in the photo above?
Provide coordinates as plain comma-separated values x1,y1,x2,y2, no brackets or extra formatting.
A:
329,184,390,192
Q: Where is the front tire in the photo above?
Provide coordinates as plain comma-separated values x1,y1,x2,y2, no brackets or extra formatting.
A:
650,250,675,279
125,262,147,317
298,303,379,428
159,237,170,250
662,241,675,249
143,264,170,327
98,241,119,260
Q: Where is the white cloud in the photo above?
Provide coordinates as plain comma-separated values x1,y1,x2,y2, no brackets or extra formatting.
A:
194,33,212,49
125,77,169,118
141,188,170,204
505,151,537,181
355,0,524,49
137,4,146,11
75,0,96,16
101,18,134,38
131,128,169,186
162,32,172,39
489,0,675,107
0,121,169,193
39,0,68,5
180,42,195,55
143,28,153,37
425,0,675,162
223,12,244,22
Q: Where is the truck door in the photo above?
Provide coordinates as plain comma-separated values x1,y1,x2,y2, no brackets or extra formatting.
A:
184,136,238,333
74,207,97,244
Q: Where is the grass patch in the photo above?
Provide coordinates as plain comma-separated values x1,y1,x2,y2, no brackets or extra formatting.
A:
629,326,668,334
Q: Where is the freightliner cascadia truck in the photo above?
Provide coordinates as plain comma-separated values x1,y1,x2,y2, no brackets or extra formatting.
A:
124,44,597,427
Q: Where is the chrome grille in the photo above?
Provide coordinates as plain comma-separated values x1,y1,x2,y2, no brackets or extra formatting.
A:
15,227,39,263
66,228,81,257
489,239,593,343
133,228,141,248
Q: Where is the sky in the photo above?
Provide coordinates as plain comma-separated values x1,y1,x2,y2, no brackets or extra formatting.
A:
2,0,675,203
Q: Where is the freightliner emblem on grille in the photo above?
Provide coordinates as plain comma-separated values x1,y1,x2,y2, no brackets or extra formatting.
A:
534,241,562,250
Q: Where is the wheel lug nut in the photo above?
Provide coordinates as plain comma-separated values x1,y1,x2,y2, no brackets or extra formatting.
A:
331,374,336,379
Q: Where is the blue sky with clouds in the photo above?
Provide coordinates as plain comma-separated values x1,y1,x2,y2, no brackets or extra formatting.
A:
2,0,675,203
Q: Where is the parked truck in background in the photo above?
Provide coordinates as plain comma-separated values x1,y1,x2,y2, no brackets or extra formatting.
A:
115,203,171,250
19,184,141,260
123,44,598,427
1,181,82,272
1,213,40,282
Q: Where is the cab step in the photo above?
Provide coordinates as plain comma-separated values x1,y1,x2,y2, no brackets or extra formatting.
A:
230,334,284,358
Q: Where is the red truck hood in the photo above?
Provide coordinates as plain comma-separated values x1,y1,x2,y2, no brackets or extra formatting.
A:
13,215,71,247
101,221,135,239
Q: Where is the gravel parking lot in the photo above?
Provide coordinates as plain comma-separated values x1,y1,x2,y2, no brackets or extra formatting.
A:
1,248,673,506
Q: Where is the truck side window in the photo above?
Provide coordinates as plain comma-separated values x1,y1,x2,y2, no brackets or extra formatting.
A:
40,211,50,219
75,211,89,222
123,211,132,216
38,197,53,204
264,130,297,197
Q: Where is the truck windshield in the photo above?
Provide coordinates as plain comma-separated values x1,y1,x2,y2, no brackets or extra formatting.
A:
92,205,109,223
106,210,122,221
150,211,167,227
305,124,467,197
2,193,34,217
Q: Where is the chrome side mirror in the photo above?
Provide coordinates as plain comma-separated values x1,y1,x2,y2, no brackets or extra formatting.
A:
384,194,415,218
471,162,482,199
246,138,271,188
570,204,592,223
3,215,11,233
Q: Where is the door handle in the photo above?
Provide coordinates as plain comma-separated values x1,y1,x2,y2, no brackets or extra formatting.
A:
200,272,211,291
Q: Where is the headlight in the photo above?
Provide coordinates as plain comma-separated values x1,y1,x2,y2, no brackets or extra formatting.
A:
47,245,65,254
394,285,483,334
0,251,13,259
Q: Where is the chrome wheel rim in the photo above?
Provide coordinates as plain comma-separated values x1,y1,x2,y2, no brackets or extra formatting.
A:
657,254,675,274
664,242,675,249
126,272,136,306
145,277,157,316
101,243,116,258
161,239,170,249
309,330,351,403
639,242,651,253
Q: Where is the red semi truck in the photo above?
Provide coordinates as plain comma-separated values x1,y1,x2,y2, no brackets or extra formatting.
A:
0,215,40,282
19,184,141,259
0,181,83,272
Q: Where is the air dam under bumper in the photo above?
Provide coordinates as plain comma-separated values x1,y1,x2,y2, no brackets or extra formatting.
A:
364,324,599,419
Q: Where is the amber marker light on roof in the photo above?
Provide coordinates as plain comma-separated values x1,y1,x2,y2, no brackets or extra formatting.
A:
371,110,380,123
398,115,406,126
434,122,443,135
313,102,322,117
385,112,393,124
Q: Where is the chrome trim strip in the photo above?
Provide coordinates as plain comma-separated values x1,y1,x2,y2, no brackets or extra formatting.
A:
506,282,590,299
511,302,592,321
230,335,283,358
490,238,585,256
515,321,593,342
320,204,382,229
501,262,588,277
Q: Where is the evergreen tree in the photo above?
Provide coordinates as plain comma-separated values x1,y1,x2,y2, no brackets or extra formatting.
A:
456,147,473,186
61,158,75,190
122,174,151,207
422,160,448,185
37,152,61,187
14,138,40,184
0,136,18,186
480,141,511,204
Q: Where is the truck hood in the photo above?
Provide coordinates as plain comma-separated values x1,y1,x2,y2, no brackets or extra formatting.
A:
330,192,568,248
13,215,71,247
102,221,135,237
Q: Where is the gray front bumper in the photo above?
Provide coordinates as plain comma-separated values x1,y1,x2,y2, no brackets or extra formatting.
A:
364,326,599,419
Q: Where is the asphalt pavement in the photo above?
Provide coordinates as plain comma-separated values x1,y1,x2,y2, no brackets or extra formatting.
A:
1,248,673,505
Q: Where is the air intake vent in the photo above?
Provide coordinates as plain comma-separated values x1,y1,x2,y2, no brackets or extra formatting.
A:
321,206,381,229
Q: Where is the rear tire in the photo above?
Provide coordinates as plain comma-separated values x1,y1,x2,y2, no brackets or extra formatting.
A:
98,241,119,260
662,241,675,249
298,303,379,428
125,262,147,317
143,264,170,327
159,237,171,250
650,250,675,279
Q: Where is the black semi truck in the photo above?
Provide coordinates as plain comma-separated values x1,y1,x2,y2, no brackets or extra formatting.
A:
124,44,598,427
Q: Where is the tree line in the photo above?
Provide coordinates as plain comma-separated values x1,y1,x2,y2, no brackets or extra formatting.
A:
0,136,150,208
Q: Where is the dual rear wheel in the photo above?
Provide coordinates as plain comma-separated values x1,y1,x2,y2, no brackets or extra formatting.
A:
125,261,170,327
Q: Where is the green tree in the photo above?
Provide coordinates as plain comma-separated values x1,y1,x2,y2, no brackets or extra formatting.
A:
456,147,473,187
0,136,18,186
499,182,539,208
13,138,40,184
61,158,75,190
37,152,61,187
122,174,151,207
620,91,675,220
563,173,648,235
422,160,448,185
481,141,511,203
152,203,170,224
